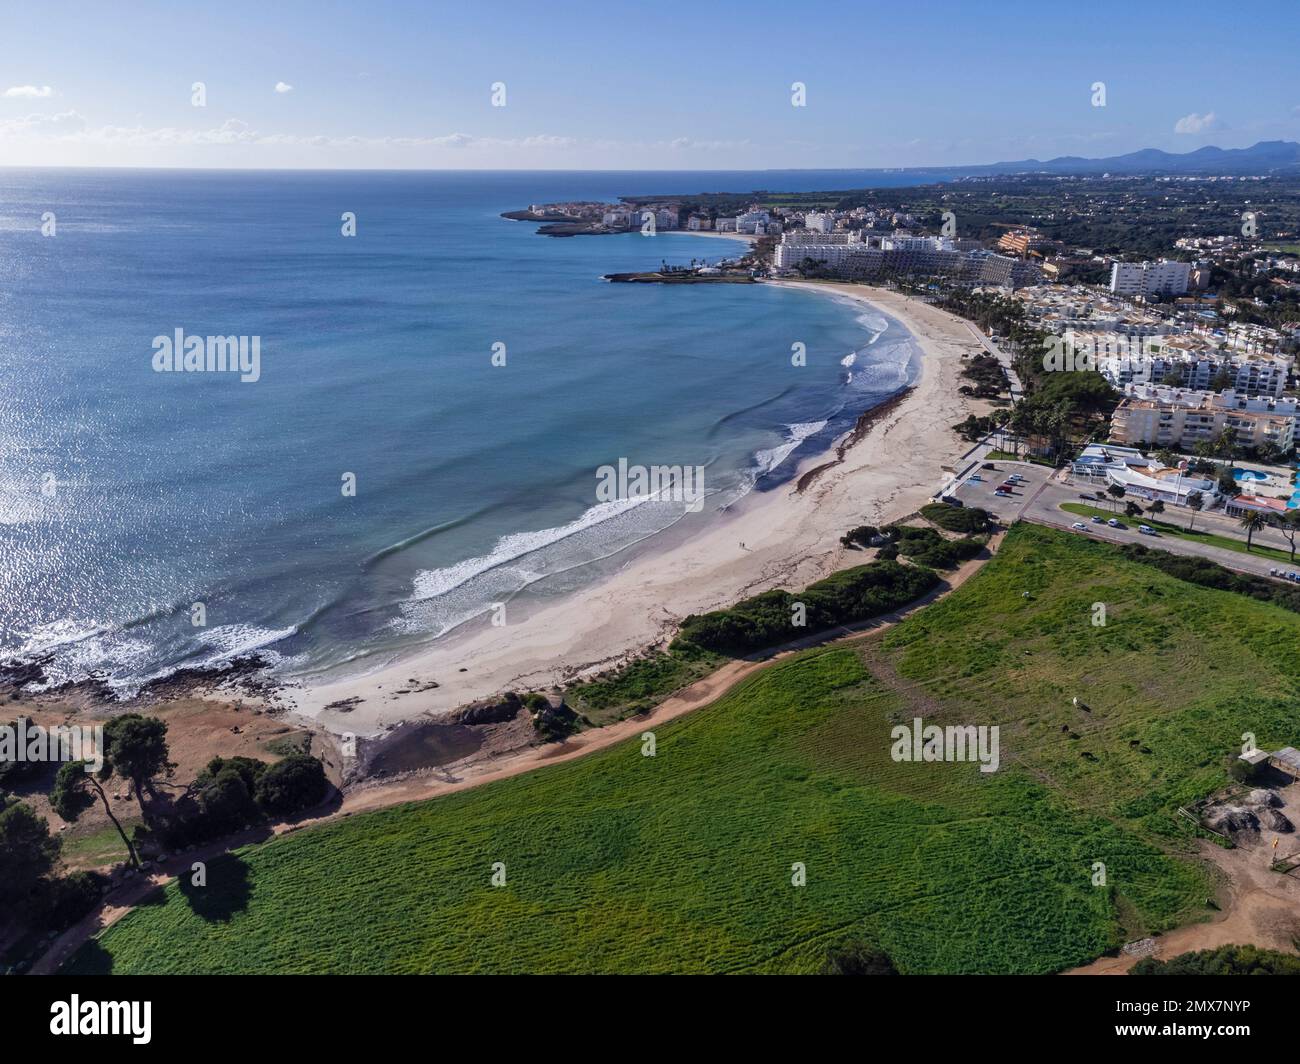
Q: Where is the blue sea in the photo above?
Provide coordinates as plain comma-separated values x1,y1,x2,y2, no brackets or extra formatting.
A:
0,169,922,694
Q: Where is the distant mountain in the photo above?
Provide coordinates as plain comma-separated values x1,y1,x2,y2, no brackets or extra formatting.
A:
977,140,1300,176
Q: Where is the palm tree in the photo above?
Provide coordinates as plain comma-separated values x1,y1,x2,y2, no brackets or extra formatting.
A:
1239,510,1266,551
1106,483,1126,512
1148,500,1165,520
1186,490,1204,531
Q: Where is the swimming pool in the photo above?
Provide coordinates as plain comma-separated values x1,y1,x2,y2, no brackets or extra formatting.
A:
1234,468,1271,482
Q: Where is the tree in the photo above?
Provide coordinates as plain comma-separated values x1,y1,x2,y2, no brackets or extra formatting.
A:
1238,509,1266,551
1186,490,1205,531
1106,483,1126,512
1148,500,1165,519
1281,510,1300,563
1209,367,1235,392
254,755,328,817
1216,462,1243,499
51,760,140,869
1212,428,1237,468
1125,501,1142,519
103,714,173,821
0,796,61,915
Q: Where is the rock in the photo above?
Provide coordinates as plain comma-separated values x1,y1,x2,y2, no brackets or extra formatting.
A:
1259,808,1293,832
1248,789,1282,808
452,693,524,727
1204,804,1260,835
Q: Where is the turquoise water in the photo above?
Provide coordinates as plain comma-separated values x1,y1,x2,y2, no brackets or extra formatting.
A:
0,170,918,692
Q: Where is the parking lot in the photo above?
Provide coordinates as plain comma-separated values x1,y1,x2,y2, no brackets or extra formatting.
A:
944,458,1056,524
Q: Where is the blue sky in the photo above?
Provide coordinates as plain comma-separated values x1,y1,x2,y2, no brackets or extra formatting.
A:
3,0,1299,169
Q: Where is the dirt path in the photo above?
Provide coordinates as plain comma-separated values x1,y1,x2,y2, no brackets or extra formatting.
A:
1066,814,1300,974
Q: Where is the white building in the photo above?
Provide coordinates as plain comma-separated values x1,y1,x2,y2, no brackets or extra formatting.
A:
1070,444,1219,508
1110,259,1192,299
804,212,835,234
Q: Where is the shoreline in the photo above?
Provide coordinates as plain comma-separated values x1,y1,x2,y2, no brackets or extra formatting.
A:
286,281,983,736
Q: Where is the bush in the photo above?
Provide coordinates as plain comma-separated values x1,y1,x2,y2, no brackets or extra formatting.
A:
839,525,878,549
42,871,108,932
921,503,991,534
1131,944,1300,975
821,941,898,975
1118,544,1300,614
885,524,985,569
254,755,328,817
674,560,939,657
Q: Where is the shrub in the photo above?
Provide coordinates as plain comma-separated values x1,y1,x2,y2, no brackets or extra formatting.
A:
920,503,991,534
839,525,878,549
1131,945,1300,975
254,755,328,817
821,941,898,975
674,561,938,656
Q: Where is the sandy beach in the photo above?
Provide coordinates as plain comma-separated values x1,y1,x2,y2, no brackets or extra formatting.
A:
289,282,983,735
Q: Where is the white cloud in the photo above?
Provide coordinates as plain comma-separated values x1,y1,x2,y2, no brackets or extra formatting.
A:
274,82,294,94
0,109,86,135
1174,111,1223,135
4,85,54,98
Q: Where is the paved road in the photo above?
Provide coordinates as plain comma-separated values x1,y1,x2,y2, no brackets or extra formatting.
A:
1025,478,1300,580
943,458,1300,581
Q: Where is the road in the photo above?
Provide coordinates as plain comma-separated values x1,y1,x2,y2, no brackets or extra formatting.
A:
944,458,1300,581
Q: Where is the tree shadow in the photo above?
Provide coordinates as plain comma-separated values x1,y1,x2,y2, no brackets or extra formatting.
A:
63,937,115,975
175,852,253,923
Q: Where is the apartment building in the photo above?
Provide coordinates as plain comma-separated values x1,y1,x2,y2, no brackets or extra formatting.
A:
1110,259,1192,298
1110,383,1299,452
1096,345,1291,398
772,234,1040,288
997,229,1049,256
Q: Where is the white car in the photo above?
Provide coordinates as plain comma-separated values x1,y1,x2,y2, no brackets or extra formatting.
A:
1107,518,1120,528
1070,521,1086,530
1138,525,1156,536
968,474,983,482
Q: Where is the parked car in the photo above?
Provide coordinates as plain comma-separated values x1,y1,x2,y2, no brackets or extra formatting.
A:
968,474,982,482
1090,516,1103,524
994,489,1010,498
1107,518,1120,528
1138,525,1155,536
1070,521,1086,530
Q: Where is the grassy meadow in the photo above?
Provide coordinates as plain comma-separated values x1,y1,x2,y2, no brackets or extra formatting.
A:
67,524,1300,974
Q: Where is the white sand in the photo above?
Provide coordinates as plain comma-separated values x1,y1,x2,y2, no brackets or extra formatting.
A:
287,283,983,735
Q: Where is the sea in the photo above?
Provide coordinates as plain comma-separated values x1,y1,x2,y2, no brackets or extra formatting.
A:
0,168,931,694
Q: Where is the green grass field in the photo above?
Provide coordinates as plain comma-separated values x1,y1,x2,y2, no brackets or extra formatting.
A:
1060,501,1298,566
67,525,1300,974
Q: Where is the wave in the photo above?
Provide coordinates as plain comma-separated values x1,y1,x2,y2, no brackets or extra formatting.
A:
752,419,830,477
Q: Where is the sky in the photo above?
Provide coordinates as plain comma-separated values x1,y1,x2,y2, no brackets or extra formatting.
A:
2,0,1299,170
